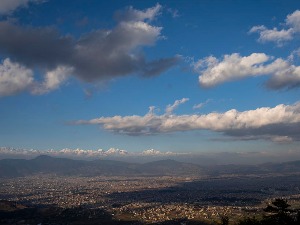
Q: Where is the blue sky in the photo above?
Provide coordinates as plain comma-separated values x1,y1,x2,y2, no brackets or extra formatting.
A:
0,0,300,154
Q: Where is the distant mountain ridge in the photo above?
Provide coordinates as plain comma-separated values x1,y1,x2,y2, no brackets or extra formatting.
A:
1,155,300,178
0,155,203,178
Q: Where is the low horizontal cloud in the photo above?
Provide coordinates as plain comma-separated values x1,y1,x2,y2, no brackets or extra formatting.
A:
73,99,300,142
0,4,179,96
249,10,300,46
0,147,179,159
193,53,300,89
142,149,176,155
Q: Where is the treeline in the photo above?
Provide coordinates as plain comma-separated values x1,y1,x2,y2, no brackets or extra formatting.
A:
223,199,300,225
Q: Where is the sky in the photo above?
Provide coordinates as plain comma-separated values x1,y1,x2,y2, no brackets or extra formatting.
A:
0,0,300,157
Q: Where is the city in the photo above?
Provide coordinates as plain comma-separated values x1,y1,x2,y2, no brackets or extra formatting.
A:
1,164,300,224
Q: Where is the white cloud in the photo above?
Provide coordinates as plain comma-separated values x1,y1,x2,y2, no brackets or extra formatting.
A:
249,26,293,46
0,59,74,96
288,48,300,61
286,10,300,32
0,0,42,15
142,149,177,155
194,53,300,89
159,103,300,132
0,147,179,159
114,20,162,49
74,100,300,142
0,58,34,96
142,149,162,155
270,136,293,143
165,98,189,114
50,148,129,157
105,147,128,155
266,64,300,89
193,103,204,110
195,53,269,87
249,10,300,46
193,99,211,110
115,3,162,22
31,66,73,94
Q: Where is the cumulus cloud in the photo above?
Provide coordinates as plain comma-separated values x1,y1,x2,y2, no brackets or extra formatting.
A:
73,100,300,142
31,66,73,94
0,58,73,97
193,53,300,89
0,4,179,96
249,10,300,46
0,58,33,96
265,64,300,89
286,10,300,32
0,0,42,15
249,25,294,46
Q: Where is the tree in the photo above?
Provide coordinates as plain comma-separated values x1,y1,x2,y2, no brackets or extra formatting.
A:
220,216,229,225
263,199,294,225
237,217,261,225
237,199,300,225
264,199,290,214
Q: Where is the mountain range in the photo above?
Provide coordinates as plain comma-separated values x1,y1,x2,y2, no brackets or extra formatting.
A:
1,155,300,178
0,155,203,178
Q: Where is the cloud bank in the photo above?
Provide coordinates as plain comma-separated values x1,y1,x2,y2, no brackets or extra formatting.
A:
0,147,179,159
2,147,300,165
249,10,300,46
193,53,300,89
0,4,179,96
74,99,300,142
